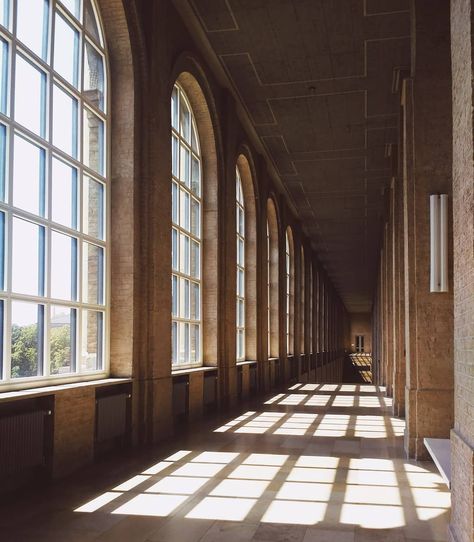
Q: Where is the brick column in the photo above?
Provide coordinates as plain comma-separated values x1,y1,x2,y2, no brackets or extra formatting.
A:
449,1,474,540
402,1,454,459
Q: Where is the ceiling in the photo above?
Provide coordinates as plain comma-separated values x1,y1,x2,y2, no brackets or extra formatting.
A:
187,0,411,313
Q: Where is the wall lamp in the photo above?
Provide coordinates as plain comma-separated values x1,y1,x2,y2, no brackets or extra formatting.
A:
430,194,449,292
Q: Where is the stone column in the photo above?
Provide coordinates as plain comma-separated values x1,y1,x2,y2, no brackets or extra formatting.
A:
449,1,474,540
402,0,454,459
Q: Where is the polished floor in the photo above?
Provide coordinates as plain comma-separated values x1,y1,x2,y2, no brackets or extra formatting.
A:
0,383,450,541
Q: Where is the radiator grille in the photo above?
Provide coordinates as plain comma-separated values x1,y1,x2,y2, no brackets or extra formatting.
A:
96,394,128,442
0,410,46,478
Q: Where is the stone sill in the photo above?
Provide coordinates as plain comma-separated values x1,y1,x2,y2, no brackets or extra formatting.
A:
236,360,257,367
172,365,218,377
424,437,451,488
0,377,133,404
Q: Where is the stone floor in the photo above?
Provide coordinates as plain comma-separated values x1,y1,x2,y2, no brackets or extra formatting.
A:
0,383,450,541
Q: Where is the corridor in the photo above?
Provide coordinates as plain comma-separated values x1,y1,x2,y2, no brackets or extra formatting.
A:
0,384,450,541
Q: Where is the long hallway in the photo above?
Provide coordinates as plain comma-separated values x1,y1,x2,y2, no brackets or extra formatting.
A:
0,384,450,541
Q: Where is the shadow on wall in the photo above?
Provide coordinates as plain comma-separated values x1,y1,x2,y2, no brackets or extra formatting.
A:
343,354,372,384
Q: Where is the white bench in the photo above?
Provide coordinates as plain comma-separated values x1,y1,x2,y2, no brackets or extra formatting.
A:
424,438,451,488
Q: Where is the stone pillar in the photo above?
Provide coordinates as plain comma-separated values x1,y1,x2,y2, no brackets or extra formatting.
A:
402,0,454,459
449,1,474,540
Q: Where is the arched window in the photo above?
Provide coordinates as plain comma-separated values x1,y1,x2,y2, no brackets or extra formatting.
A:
285,227,294,356
267,198,279,359
309,264,313,355
236,167,245,361
266,220,270,356
171,84,201,368
300,246,305,354
0,0,108,387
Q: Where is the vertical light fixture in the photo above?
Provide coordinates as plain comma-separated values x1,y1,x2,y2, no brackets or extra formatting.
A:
430,194,449,292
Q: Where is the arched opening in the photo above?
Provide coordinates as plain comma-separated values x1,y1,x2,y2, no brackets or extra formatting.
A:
285,226,295,357
300,245,305,354
266,198,279,359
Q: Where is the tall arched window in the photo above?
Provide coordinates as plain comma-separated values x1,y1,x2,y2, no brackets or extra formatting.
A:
267,198,279,359
0,0,108,388
266,220,270,357
309,264,313,355
285,227,294,356
236,167,245,361
300,246,305,354
171,84,201,368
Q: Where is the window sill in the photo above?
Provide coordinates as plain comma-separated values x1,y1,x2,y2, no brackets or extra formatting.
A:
172,366,217,377
236,360,257,367
0,377,133,404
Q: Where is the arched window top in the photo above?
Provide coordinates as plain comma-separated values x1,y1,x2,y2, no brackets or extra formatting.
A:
0,0,109,388
171,83,202,368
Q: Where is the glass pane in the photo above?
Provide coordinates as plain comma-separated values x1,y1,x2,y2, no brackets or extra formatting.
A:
83,176,104,239
50,306,76,374
179,93,190,143
0,212,4,289
171,86,178,130
190,281,199,320
51,231,77,300
179,233,189,275
0,0,9,29
82,242,104,304
84,0,102,45
13,134,45,216
84,41,105,111
171,275,178,317
179,277,189,319
190,324,199,363
171,321,177,364
60,0,81,20
190,198,200,237
180,145,190,187
179,321,189,363
172,135,178,178
171,228,178,271
81,309,103,371
54,12,80,87
14,55,46,137
16,0,49,60
172,181,178,224
53,85,78,158
191,122,198,153
12,217,44,296
238,238,244,267
191,156,200,196
52,157,78,229
11,301,43,378
0,124,5,201
0,38,8,115
190,239,199,279
180,188,189,231
83,108,104,175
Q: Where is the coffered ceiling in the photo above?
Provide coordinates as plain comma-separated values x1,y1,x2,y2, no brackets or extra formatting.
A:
186,0,411,312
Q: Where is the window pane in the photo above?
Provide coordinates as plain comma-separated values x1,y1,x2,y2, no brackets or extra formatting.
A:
190,324,199,363
0,38,8,115
190,198,200,237
0,123,5,201
172,181,178,224
179,233,189,275
83,176,104,239
0,212,4,289
0,0,9,29
171,228,178,271
180,145,190,187
11,301,43,378
52,157,78,229
172,135,178,178
53,85,78,158
50,306,76,374
190,239,199,279
179,321,189,363
84,0,102,45
54,12,79,87
180,188,190,231
60,0,81,20
179,93,190,143
82,242,104,304
171,275,178,317
12,217,44,296
16,0,49,60
191,156,200,196
171,86,178,131
51,231,77,300
83,108,104,175
84,41,105,111
190,281,199,320
81,309,103,371
14,55,46,137
13,134,45,216
191,122,198,153
171,321,177,364
179,277,189,319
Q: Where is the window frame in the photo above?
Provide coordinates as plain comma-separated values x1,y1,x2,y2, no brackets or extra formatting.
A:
236,167,245,362
0,0,110,391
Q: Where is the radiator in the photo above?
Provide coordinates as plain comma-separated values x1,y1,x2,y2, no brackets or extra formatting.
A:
0,410,47,478
96,394,128,442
